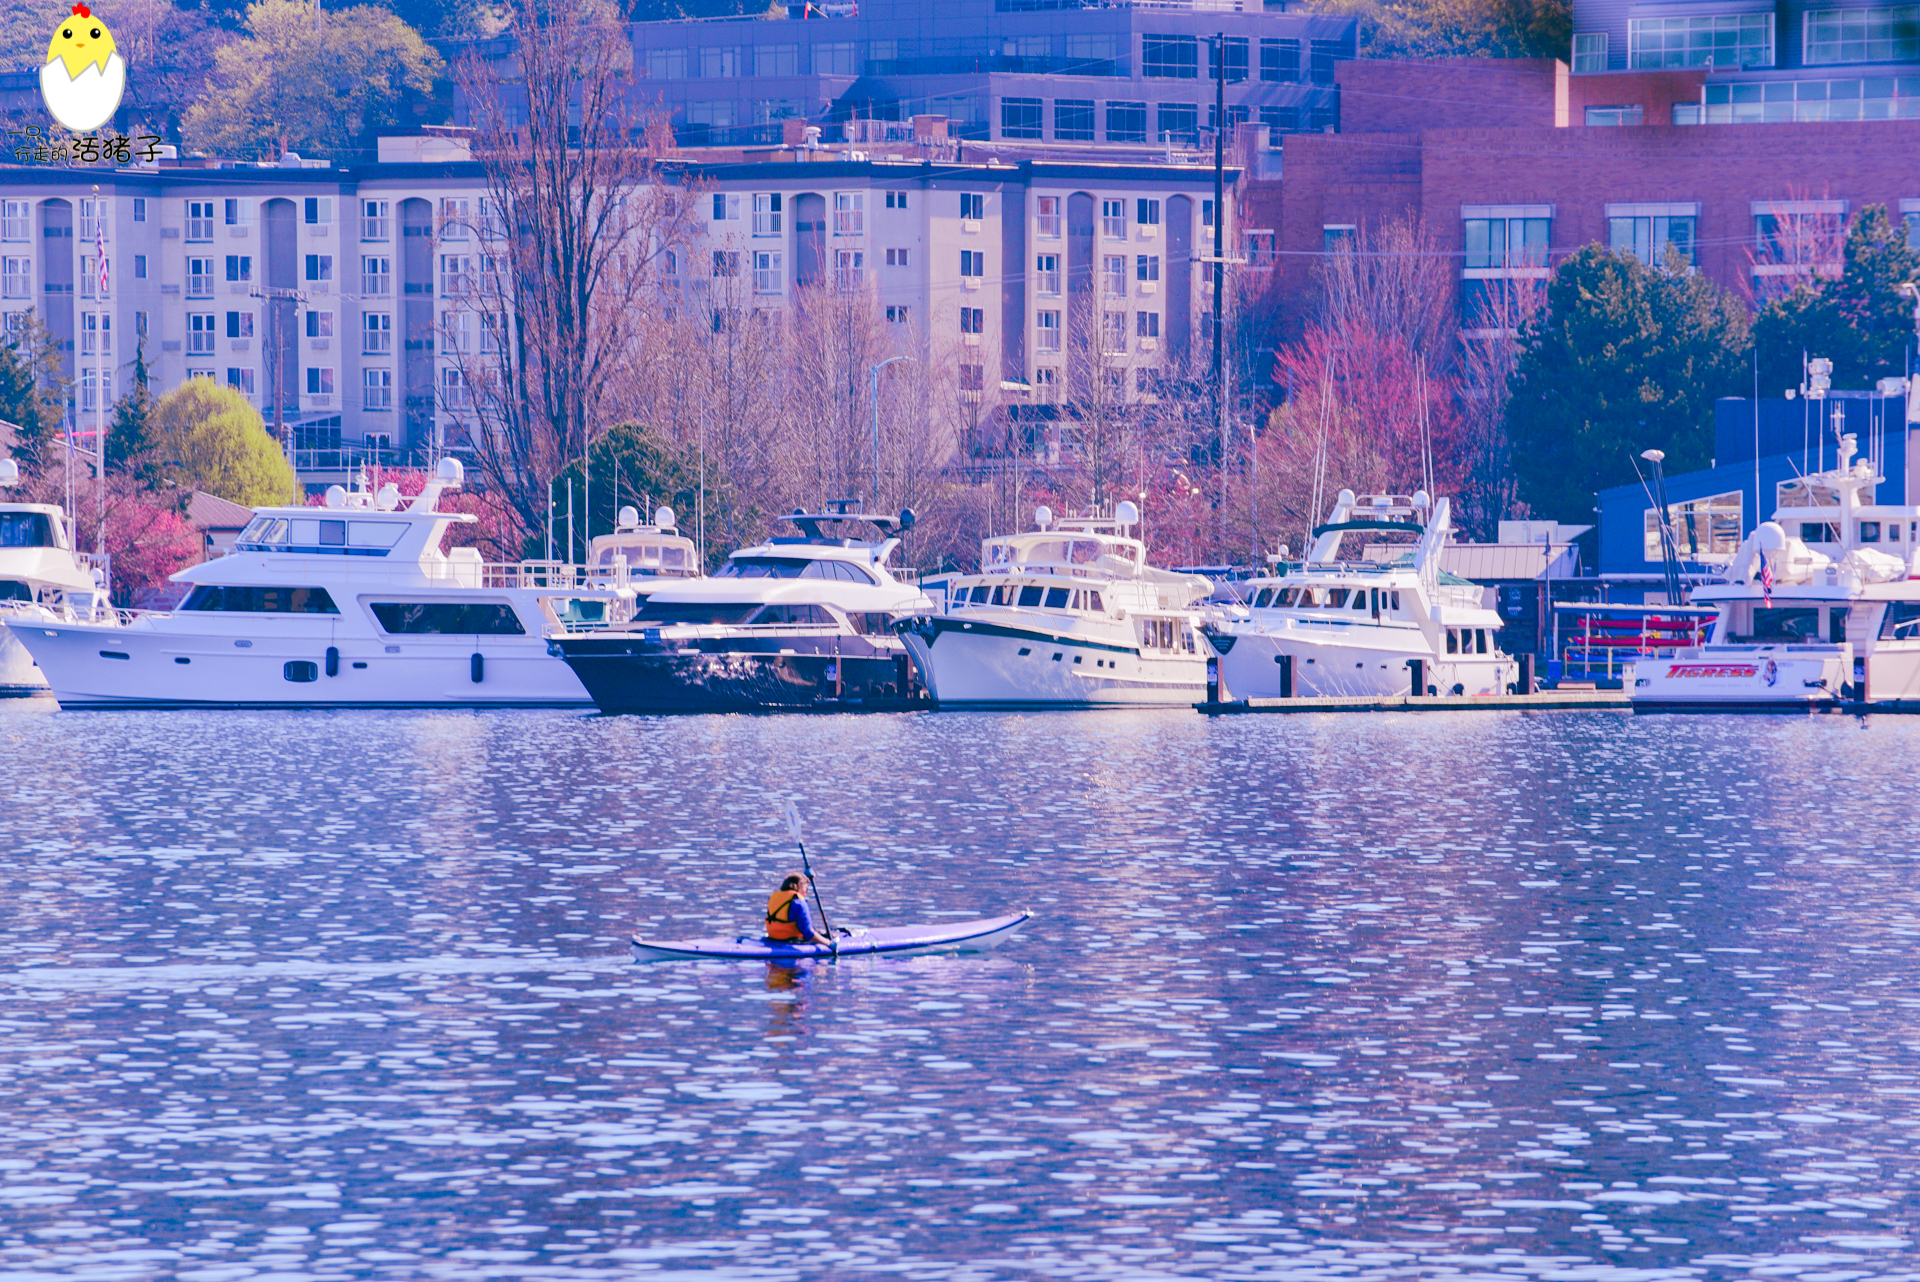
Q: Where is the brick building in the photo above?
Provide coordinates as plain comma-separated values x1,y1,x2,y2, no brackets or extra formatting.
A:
1255,57,1920,341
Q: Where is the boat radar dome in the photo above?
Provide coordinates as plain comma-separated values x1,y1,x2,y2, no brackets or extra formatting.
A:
1756,520,1788,552
656,506,676,529
1412,490,1430,510
1336,488,1356,507
1035,505,1053,529
1115,499,1140,527
617,505,639,529
436,456,465,485
375,482,402,511
0,459,18,486
323,485,347,508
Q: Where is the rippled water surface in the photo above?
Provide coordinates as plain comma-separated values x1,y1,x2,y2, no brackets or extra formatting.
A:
2,702,1919,1280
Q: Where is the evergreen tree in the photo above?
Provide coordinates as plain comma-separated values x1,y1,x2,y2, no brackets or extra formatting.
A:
0,312,70,468
1505,245,1752,522
546,424,720,564
1753,205,1920,395
106,341,159,479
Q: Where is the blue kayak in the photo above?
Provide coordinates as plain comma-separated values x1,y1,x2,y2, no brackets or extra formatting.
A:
632,910,1032,962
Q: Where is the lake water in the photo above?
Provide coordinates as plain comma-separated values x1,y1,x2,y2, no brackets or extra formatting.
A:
1,702,1918,1281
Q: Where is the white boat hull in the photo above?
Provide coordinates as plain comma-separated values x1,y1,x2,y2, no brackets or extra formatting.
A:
6,618,592,708
904,617,1205,707
1214,624,1517,699
0,614,49,694
1631,647,1848,708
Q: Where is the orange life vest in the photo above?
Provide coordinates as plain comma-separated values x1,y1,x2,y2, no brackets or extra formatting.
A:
766,889,802,942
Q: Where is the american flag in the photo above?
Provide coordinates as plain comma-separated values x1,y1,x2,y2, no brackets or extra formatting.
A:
1758,549,1774,607
94,214,108,298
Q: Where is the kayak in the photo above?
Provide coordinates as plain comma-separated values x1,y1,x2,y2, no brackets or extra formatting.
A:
632,910,1033,963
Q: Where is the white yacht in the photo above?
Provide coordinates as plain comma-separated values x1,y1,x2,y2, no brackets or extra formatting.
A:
551,502,932,713
0,460,112,695
5,459,625,709
567,506,704,629
1633,433,1920,708
899,503,1214,707
1207,489,1518,699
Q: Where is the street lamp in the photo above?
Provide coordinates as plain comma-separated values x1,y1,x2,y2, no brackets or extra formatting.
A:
869,355,917,506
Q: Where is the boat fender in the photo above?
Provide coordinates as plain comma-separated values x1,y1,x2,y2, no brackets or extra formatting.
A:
471,652,484,684
325,646,339,677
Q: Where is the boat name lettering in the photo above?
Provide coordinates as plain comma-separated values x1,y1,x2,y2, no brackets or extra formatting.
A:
1668,663,1758,679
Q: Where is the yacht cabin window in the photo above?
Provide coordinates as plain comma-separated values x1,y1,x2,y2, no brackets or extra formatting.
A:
635,601,761,625
1880,602,1920,639
1801,521,1840,543
1860,521,1881,543
1045,587,1069,608
1352,592,1368,611
752,603,837,626
0,512,57,548
370,601,526,634
1446,629,1458,654
718,556,876,584
1018,585,1044,607
181,585,340,613
1326,588,1349,608
596,539,695,573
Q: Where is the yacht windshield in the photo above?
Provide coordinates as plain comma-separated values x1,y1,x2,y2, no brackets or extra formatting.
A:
717,557,809,579
635,601,762,625
0,512,56,548
596,540,695,573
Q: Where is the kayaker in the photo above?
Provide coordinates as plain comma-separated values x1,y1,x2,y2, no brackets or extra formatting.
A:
766,874,832,945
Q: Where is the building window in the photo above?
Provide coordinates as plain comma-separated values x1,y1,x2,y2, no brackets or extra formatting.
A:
710,193,740,223
1645,491,1742,561
1102,199,1126,239
304,367,334,397
78,197,108,241
960,249,984,278
885,247,909,266
1104,254,1127,294
226,368,256,396
0,201,27,242
1905,208,1920,248
440,310,472,354
711,250,739,278
186,201,214,241
834,249,864,290
225,310,254,339
362,199,390,241
440,367,470,408
1034,365,1058,400
1260,105,1301,141
133,254,146,280
81,311,110,355
1137,311,1160,338
960,192,984,221
1309,38,1346,83
1055,100,1094,141
131,198,146,223
1753,204,1847,289
1324,224,1357,253
1143,34,1199,79
1102,310,1126,353
1036,196,1062,238
813,42,858,75
752,193,782,236
1464,216,1550,269
79,367,111,412
1137,199,1161,228
303,197,332,226
1629,14,1774,68
306,310,333,339
1137,254,1160,284
884,190,908,210
960,364,984,392
1036,253,1061,295
223,198,250,227
1261,38,1301,81
887,304,910,324
834,192,865,235
1156,103,1198,145
1002,96,1042,138
646,47,686,79
1805,5,1920,63
188,313,216,354
362,256,391,296
1608,209,1697,265
305,254,332,283
364,311,392,354
2,256,28,298
1106,101,1148,143
187,258,213,298
1585,105,1644,125
961,306,985,334
1036,310,1061,352
134,311,146,338
226,254,251,283
1245,230,1276,269
363,368,392,410
1212,36,1249,82
1572,32,1608,73
753,250,782,294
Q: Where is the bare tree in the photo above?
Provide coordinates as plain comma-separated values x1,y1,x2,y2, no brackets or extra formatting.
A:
451,0,702,541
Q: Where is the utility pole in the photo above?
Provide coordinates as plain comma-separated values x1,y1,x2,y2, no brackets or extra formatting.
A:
1212,32,1226,557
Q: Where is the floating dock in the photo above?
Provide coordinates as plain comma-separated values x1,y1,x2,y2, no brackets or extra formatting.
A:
1198,688,1630,715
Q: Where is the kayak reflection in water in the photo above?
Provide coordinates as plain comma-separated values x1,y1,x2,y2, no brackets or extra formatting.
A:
764,873,834,946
